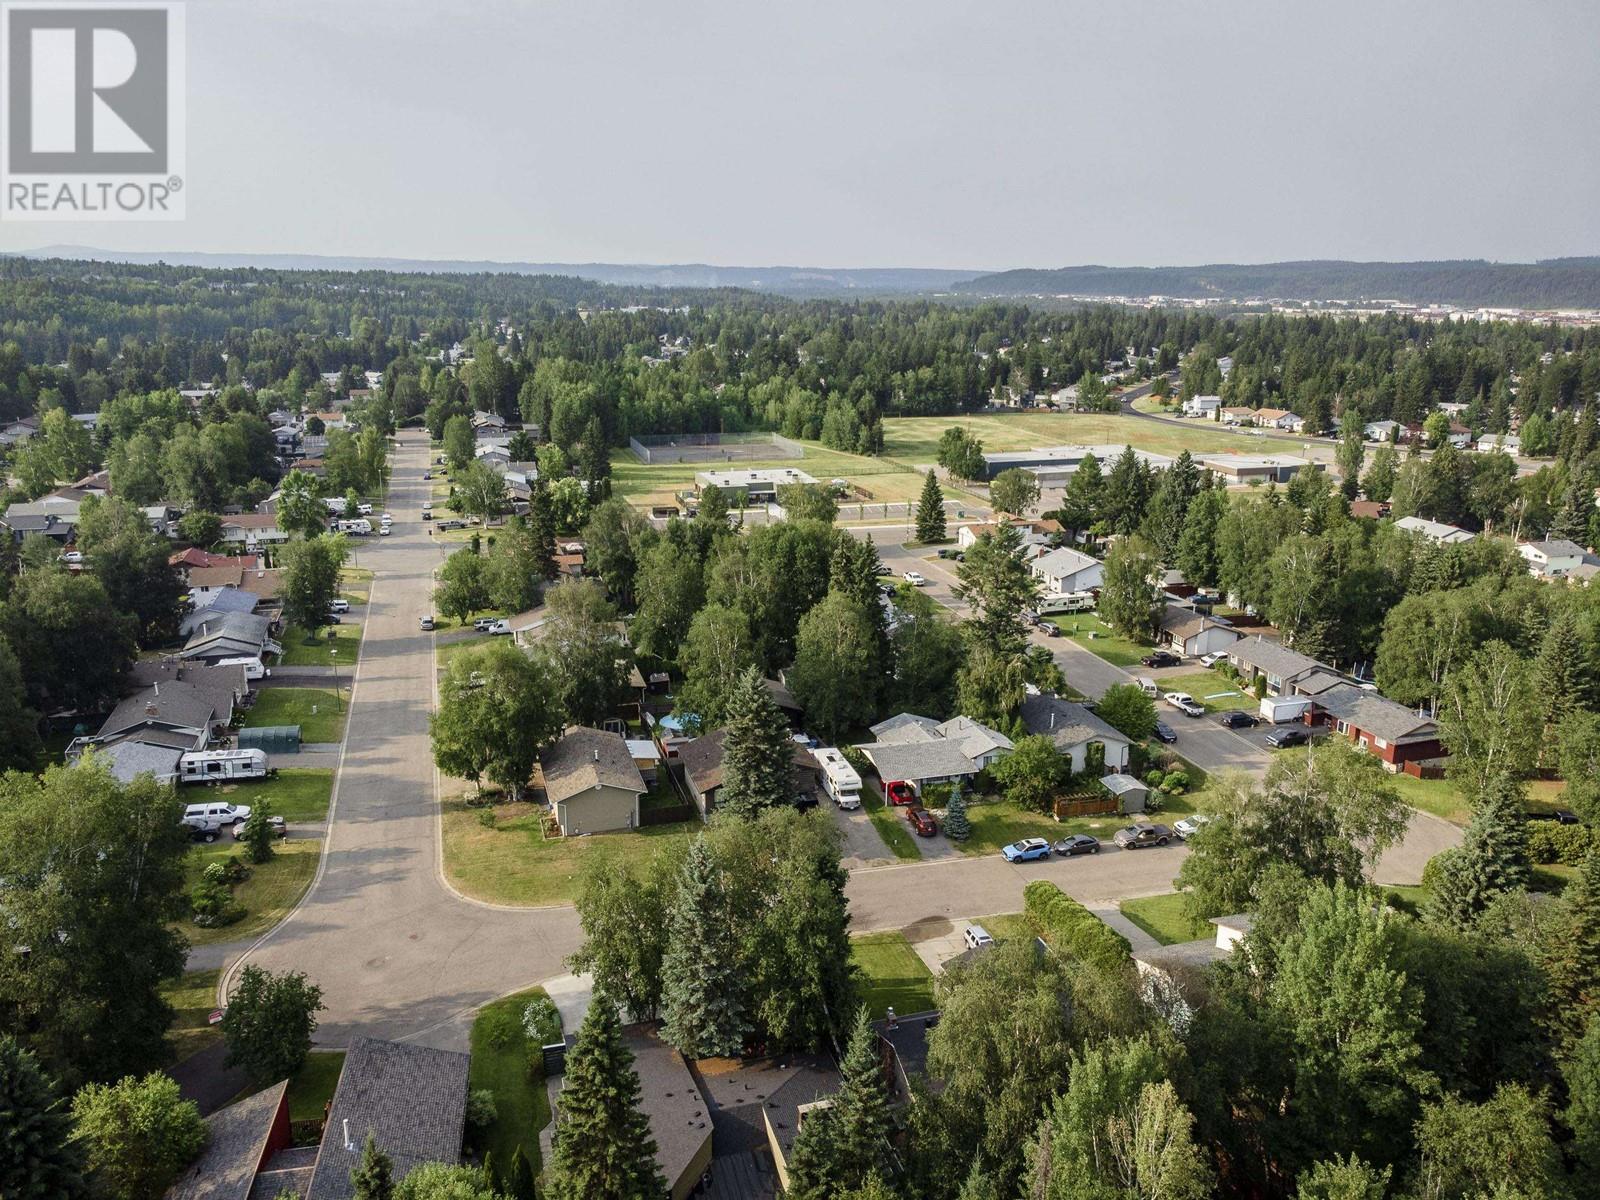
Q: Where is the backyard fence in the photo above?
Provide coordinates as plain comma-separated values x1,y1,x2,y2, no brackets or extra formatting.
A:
1051,792,1118,820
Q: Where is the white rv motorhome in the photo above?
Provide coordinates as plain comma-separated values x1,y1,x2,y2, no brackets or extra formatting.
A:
215,655,269,680
814,747,863,810
179,748,270,784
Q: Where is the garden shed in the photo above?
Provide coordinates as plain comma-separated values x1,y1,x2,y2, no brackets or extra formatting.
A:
238,725,300,753
1101,772,1148,814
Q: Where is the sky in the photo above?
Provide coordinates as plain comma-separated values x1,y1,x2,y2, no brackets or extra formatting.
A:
5,0,1599,269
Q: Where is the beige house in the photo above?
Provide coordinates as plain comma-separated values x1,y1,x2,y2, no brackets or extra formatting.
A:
540,727,647,836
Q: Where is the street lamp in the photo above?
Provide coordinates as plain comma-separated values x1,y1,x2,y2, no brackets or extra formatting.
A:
330,646,341,710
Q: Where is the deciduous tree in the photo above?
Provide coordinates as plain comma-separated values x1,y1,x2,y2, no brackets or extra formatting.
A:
220,966,324,1086
430,642,563,798
70,1073,206,1200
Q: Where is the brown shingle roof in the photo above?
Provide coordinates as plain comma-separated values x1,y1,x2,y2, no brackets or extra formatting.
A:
541,727,646,804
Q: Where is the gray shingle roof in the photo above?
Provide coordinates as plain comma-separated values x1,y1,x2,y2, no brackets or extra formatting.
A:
166,1080,288,1200
869,712,939,739
857,739,977,783
541,727,646,804
100,681,219,739
183,611,273,656
1019,694,1131,750
305,1039,470,1200
92,741,182,784
1527,538,1586,557
1228,635,1324,682
621,1026,713,1193
1314,685,1437,743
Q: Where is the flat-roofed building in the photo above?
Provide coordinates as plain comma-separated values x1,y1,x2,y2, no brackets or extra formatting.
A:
1200,454,1319,485
693,467,817,502
980,444,1173,488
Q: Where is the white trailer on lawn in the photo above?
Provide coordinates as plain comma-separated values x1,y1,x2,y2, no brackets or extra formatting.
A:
1036,591,1096,615
815,747,863,810
1259,696,1313,724
179,748,270,784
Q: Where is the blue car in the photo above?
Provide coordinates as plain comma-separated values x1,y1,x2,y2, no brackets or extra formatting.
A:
1002,838,1052,863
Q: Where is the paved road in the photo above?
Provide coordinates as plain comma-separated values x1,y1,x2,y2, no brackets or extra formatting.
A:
220,433,582,1050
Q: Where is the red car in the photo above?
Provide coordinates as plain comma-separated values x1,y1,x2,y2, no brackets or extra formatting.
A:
884,780,917,806
905,806,939,837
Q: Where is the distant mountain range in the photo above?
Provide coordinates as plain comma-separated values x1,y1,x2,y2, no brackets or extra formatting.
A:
14,247,1600,309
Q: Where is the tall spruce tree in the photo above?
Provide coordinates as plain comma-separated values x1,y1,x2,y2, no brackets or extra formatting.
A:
0,1036,86,1200
546,994,665,1200
915,471,946,543
1535,609,1594,760
527,478,560,581
943,779,971,842
717,666,795,818
350,1133,394,1200
1538,848,1600,1053
1426,775,1531,930
660,836,750,1059
506,1144,538,1200
830,1007,898,1188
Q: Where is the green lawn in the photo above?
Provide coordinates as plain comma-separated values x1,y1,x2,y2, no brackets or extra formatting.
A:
287,1051,345,1123
469,989,555,1175
277,622,363,668
1156,671,1253,713
861,784,921,860
851,931,936,1019
243,687,349,744
201,768,333,824
1387,772,1471,826
1047,613,1150,668
163,969,223,1063
436,636,489,671
177,838,322,947
969,912,1036,944
441,800,697,906
1120,892,1211,945
880,412,1269,462
958,792,1200,857
341,567,374,603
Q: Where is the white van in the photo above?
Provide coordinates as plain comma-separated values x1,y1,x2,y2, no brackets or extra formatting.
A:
814,747,863,810
216,656,270,681
963,924,995,950
1036,591,1096,615
1135,676,1159,697
181,800,253,841
179,748,269,784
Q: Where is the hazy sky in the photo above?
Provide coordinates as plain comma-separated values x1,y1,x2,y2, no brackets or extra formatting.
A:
6,0,1599,268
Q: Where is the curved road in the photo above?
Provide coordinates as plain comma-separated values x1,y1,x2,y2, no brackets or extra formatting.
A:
216,432,1455,1051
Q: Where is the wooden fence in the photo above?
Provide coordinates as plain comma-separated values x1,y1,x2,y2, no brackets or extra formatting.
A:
1052,792,1118,820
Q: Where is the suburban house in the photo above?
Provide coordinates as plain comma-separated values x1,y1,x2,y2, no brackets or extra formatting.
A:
165,1080,293,1200
1307,685,1444,771
981,445,1173,488
171,547,259,576
540,726,648,835
1218,406,1256,426
220,513,290,550
1520,538,1587,579
1252,408,1305,432
1365,420,1401,442
0,415,40,446
1226,636,1325,697
763,1061,848,1193
1477,433,1522,454
956,516,1062,551
694,467,817,504
181,611,281,664
1182,395,1220,418
864,712,1015,770
1134,914,1253,1024
1017,693,1132,774
1158,604,1240,657
1199,454,1318,485
1029,545,1104,594
553,1024,714,1200
179,588,261,637
854,732,980,796
1395,516,1475,544
675,727,821,818
72,674,237,761
1,500,81,544
1444,422,1473,448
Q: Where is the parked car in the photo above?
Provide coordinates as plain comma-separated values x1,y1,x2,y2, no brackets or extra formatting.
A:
1052,834,1101,856
474,618,497,632
1173,815,1211,840
328,598,350,614
1265,727,1309,749
357,503,373,515
378,525,391,536
232,814,287,840
1218,710,1258,729
1041,622,1062,637
1153,720,1178,744
902,571,926,586
1002,837,1052,863
1526,809,1581,825
905,806,939,837
59,550,84,564
1199,651,1228,667
436,519,464,531
380,513,393,524
963,924,994,950
1141,650,1182,668
883,780,917,807
419,615,435,630
423,471,432,480
486,619,511,635
1163,692,1205,718
1114,822,1173,849
181,801,253,842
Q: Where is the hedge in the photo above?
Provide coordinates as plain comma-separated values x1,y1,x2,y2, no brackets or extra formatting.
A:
1528,822,1598,866
1022,880,1132,971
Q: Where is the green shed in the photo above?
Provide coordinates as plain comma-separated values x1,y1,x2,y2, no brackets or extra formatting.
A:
238,725,300,754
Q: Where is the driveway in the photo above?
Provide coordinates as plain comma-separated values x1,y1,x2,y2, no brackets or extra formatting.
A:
218,433,582,1051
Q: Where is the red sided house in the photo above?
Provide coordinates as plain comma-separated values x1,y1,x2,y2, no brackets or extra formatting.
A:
1306,684,1445,773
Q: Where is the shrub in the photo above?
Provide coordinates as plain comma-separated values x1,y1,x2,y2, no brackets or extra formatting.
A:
1143,769,1165,789
1022,880,1131,971
477,808,496,829
1162,770,1189,794
190,876,243,927
466,1087,498,1129
521,994,562,1046
1420,849,1455,892
1527,822,1598,866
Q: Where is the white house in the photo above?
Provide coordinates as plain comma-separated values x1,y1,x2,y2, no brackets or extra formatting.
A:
1364,420,1401,443
1018,693,1131,774
1252,408,1304,432
956,517,1062,552
1478,434,1522,454
1182,395,1221,419
1030,546,1104,595
1158,605,1241,657
1395,516,1475,545
1520,539,1587,579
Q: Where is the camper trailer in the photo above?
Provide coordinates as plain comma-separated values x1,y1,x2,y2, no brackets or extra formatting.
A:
814,747,863,810
215,655,270,681
179,748,271,784
1035,591,1097,615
